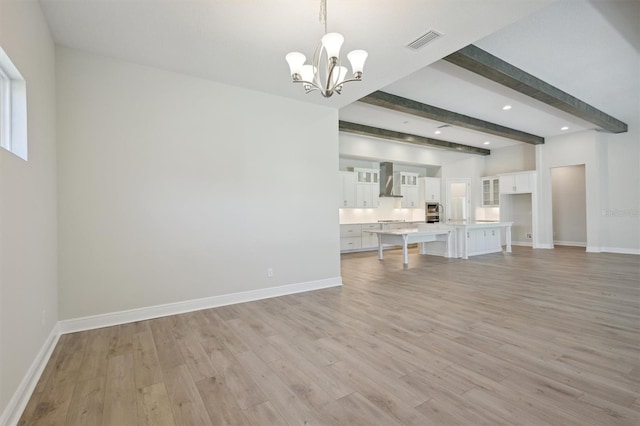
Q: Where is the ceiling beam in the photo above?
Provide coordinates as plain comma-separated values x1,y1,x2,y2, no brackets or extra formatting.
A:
339,121,490,156
360,91,544,145
444,44,628,133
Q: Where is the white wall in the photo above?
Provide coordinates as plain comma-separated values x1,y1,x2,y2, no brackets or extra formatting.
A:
535,128,639,253
339,133,448,166
535,130,603,250
551,165,586,246
0,0,58,418
601,130,640,252
56,47,341,320
501,193,533,245
484,144,536,176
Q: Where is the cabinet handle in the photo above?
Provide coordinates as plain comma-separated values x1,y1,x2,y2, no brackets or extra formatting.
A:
467,232,469,238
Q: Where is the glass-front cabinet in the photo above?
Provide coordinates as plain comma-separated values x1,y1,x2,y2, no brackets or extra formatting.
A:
356,169,379,184
481,176,500,206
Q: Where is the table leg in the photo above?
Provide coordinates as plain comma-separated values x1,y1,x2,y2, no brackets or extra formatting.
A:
402,235,409,265
506,226,512,253
378,235,384,260
463,230,469,260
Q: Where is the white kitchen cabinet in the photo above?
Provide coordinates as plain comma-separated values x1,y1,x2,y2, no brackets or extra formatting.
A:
340,224,362,252
421,177,441,203
340,237,362,251
340,224,361,237
361,223,381,248
356,184,379,208
354,168,380,208
394,172,420,208
499,171,535,194
339,171,356,208
402,186,420,208
464,227,502,257
340,223,381,252
354,168,379,185
481,176,500,206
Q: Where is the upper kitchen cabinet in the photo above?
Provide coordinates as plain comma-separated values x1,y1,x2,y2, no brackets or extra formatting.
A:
394,172,420,208
339,171,356,208
420,177,441,203
499,171,536,194
354,168,380,208
481,176,500,206
355,168,379,185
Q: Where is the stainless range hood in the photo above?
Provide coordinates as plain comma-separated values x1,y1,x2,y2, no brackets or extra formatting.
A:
379,162,403,198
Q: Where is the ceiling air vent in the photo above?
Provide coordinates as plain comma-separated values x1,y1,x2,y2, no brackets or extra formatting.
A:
406,30,442,50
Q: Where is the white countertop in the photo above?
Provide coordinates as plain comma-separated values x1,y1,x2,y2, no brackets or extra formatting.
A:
441,221,513,228
339,220,424,225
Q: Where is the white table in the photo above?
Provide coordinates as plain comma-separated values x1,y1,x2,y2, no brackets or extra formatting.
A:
366,228,452,266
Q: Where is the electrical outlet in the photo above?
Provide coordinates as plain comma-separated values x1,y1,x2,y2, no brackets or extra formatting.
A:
526,233,532,239
267,267,274,278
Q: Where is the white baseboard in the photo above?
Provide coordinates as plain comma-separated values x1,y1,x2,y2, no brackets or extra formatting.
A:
512,241,533,247
534,243,554,249
59,276,342,334
1,324,60,426
554,240,587,247
598,247,640,255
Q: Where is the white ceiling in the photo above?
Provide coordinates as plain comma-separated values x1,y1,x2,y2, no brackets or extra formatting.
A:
342,0,640,150
39,0,550,109
39,0,639,152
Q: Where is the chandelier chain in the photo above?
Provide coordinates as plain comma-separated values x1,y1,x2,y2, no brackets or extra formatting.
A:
319,0,327,34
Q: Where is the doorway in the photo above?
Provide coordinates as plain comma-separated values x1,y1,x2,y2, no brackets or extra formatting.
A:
551,165,587,247
445,178,471,222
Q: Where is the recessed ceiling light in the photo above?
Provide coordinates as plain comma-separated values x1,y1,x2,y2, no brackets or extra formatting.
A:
483,141,491,145
502,105,512,111
561,126,569,131
434,130,441,135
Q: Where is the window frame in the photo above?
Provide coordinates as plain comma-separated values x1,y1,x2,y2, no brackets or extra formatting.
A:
0,46,27,161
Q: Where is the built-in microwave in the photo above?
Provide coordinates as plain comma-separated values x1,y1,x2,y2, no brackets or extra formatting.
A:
425,202,441,223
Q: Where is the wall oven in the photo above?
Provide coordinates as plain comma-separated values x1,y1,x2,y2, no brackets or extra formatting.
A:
425,202,441,223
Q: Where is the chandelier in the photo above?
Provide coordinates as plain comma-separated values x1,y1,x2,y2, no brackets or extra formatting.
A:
285,0,368,98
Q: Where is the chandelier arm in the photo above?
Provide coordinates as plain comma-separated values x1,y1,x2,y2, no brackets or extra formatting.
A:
324,58,339,96
291,79,323,94
336,77,362,85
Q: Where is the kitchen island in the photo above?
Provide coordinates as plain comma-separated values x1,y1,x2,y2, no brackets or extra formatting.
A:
438,221,513,259
366,228,452,266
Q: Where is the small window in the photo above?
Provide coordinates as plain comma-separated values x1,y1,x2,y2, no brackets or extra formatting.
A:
0,46,27,160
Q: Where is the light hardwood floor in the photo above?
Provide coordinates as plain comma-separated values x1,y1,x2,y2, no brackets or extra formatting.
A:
19,246,640,425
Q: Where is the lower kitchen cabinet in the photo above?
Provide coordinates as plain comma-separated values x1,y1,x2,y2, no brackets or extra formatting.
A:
361,223,381,248
340,222,421,253
466,228,501,256
340,237,362,251
340,224,366,252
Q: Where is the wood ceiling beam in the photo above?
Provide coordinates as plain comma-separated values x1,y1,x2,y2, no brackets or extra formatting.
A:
444,44,628,133
339,121,490,156
360,91,544,145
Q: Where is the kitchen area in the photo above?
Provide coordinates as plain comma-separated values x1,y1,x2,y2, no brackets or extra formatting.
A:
339,158,536,265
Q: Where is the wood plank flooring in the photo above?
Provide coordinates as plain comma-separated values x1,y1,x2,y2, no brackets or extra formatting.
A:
19,246,640,425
